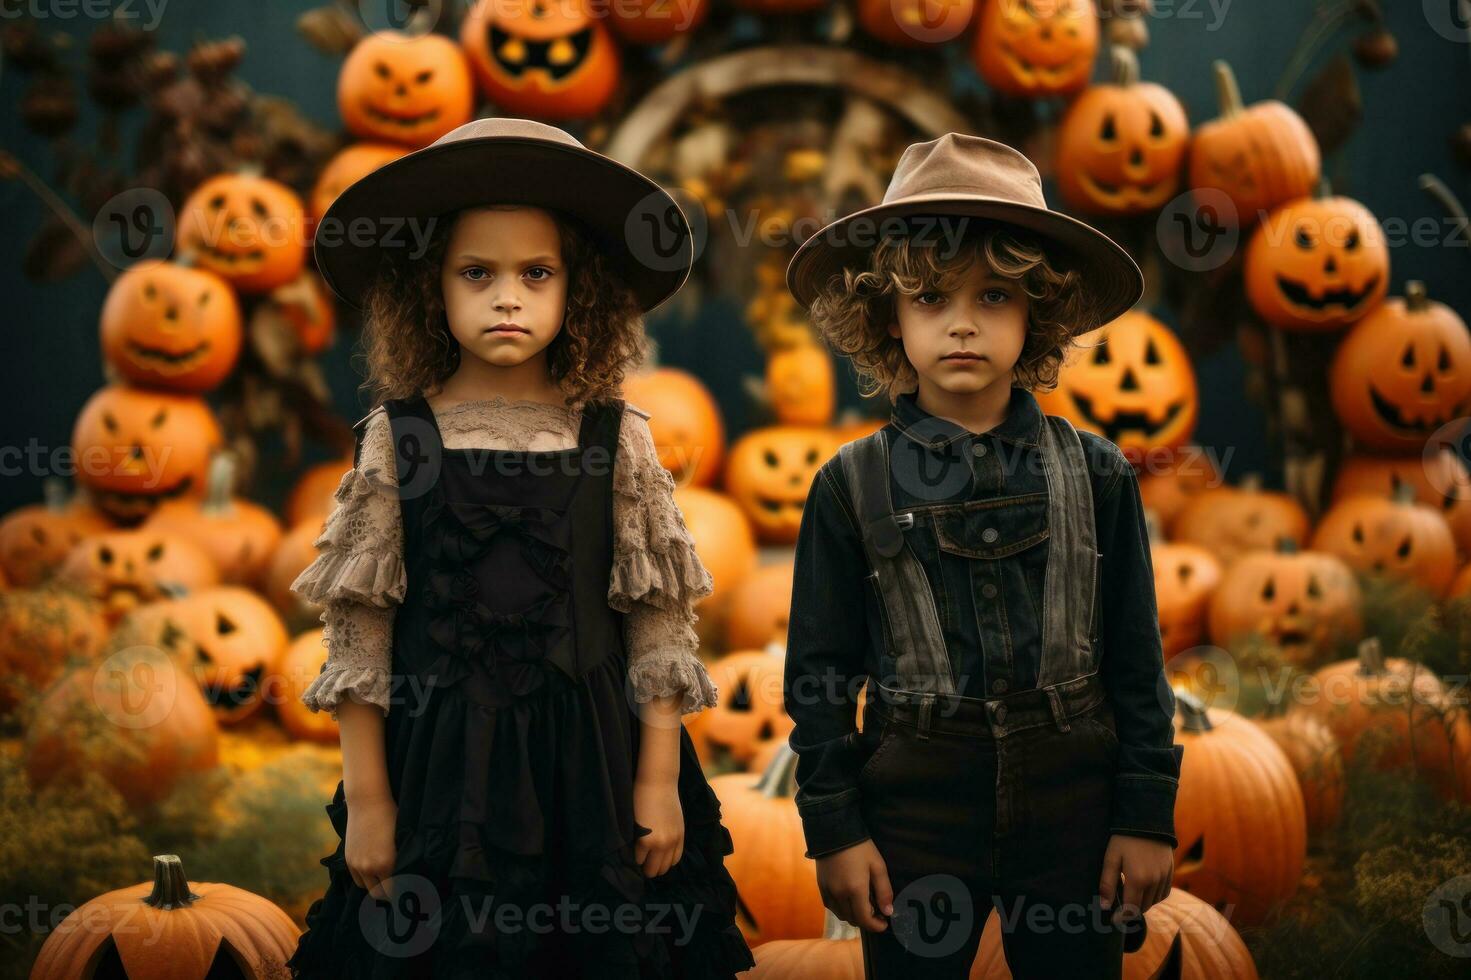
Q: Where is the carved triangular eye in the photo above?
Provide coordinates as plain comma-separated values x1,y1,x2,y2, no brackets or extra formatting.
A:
217,613,237,637
1261,576,1275,601
1145,339,1161,365
1307,575,1322,599
1092,344,1110,365
1440,346,1452,372
1352,523,1365,544
763,450,779,467
1099,114,1117,143
1149,111,1164,138
1402,344,1416,368
1397,535,1412,559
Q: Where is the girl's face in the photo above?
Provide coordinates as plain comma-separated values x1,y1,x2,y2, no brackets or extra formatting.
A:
888,256,1029,397
440,206,568,371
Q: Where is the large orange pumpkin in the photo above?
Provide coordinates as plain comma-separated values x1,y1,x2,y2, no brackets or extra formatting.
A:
1329,280,1471,452
672,487,758,618
275,629,340,743
686,648,793,768
1151,539,1222,661
1169,691,1306,925
144,454,284,587
1187,60,1321,227
1310,488,1458,598
30,854,299,979
338,31,473,148
266,520,328,625
309,142,409,233
624,368,726,487
460,0,621,119
0,480,112,587
971,0,1098,99
166,586,291,725
99,259,243,392
744,911,862,978
176,172,307,293
724,426,834,543
1056,45,1189,216
1257,710,1344,838
1035,311,1198,464
1331,449,1471,559
767,342,836,427
286,456,354,526
1170,477,1310,566
725,559,795,652
59,529,220,622
1244,194,1388,331
857,0,974,47
1205,545,1361,668
71,385,224,523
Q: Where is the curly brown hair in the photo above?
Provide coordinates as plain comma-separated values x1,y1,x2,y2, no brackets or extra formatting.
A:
355,205,648,410
808,221,1100,402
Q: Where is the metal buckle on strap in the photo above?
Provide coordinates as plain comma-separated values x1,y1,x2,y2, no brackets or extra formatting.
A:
894,512,914,530
916,693,934,740
1046,688,1071,732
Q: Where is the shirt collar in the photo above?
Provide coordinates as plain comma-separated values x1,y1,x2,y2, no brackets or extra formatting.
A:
890,385,1044,450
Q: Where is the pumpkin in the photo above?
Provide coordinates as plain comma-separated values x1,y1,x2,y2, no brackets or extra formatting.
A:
745,911,862,978
1187,60,1321,227
1035,311,1198,464
767,342,836,427
1169,691,1306,925
176,172,307,293
709,742,826,945
263,268,339,356
24,646,221,808
1244,194,1388,331
0,587,108,713
1310,487,1458,598
971,887,1260,979
970,0,1099,99
166,586,291,725
724,426,833,543
338,31,473,148
1256,710,1344,837
1332,449,1471,559
99,259,243,392
144,453,284,587
59,529,220,623
1205,544,1362,669
1137,448,1221,529
309,142,409,233
1294,637,1471,804
1056,45,1189,216
608,0,711,44
286,456,353,526
624,368,726,487
672,488,758,618
266,520,327,625
687,648,793,768
1170,476,1310,566
1151,536,1222,661
276,629,339,743
460,0,621,120
0,479,112,587
71,385,224,523
726,560,795,652
1329,280,1471,452
30,854,299,979
857,0,974,47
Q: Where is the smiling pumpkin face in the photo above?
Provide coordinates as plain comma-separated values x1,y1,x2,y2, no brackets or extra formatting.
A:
165,586,289,725
1036,311,1198,463
1206,547,1362,667
971,0,1098,98
59,530,220,623
1311,491,1459,598
176,174,306,294
460,0,621,119
724,426,833,543
1245,196,1388,331
1329,281,1471,452
100,260,242,393
338,31,474,149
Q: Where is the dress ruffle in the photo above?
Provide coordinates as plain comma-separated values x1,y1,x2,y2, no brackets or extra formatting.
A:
626,652,719,715
301,663,391,719
291,468,406,608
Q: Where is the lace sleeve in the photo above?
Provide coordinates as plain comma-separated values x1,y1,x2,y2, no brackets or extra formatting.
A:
302,602,395,720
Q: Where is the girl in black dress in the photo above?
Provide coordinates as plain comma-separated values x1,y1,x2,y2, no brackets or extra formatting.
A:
286,118,755,979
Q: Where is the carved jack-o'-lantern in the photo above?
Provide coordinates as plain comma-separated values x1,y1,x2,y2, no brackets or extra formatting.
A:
460,0,621,120
687,649,793,768
1332,450,1471,559
1188,61,1321,227
339,31,473,149
1170,477,1310,567
726,560,795,652
1151,539,1222,661
1311,488,1459,598
144,455,284,588
309,142,408,232
857,0,974,48
0,481,112,588
59,529,220,622
1245,195,1388,330
624,368,726,487
176,173,307,293
1206,545,1362,668
167,586,290,725
608,0,710,44
100,260,243,393
1056,46,1189,216
971,0,1098,99
1036,311,1198,464
71,385,224,523
1329,280,1471,452
725,426,833,544
767,343,835,427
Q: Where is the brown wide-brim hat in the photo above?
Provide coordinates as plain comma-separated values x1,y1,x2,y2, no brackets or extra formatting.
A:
786,133,1144,332
314,117,693,314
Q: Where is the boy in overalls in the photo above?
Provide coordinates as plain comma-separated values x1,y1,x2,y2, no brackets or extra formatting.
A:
782,134,1184,979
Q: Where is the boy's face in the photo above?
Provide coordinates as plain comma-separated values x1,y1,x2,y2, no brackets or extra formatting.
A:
439,206,567,370
887,254,1030,398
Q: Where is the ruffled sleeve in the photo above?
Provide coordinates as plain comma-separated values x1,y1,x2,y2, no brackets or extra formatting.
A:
293,406,404,718
611,404,719,714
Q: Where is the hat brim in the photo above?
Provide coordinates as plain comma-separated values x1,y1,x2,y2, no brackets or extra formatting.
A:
785,194,1145,333
313,136,693,314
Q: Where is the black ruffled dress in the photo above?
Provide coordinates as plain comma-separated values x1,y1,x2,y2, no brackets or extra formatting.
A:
287,395,755,979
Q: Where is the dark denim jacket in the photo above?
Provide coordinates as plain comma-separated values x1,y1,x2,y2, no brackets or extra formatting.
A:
785,385,1183,858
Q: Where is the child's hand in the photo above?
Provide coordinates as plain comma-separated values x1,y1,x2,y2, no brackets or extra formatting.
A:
816,839,893,932
1098,834,1173,925
345,793,398,900
633,777,685,877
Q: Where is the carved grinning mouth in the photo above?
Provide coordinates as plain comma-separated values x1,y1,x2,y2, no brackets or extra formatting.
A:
361,102,441,129
756,496,804,515
126,339,212,374
1369,384,1467,435
1274,274,1379,314
488,23,593,81
199,662,266,709
1069,390,1186,441
999,45,1076,85
197,241,265,269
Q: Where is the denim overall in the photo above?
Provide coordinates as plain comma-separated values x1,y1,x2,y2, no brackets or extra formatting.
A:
836,413,1131,979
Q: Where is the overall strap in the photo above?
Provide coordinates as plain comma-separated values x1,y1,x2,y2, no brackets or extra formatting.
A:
579,397,625,459
1035,413,1101,690
381,396,445,498
838,430,956,701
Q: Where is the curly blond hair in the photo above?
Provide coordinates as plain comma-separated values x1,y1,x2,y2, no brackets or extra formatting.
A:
356,206,648,409
808,221,1099,401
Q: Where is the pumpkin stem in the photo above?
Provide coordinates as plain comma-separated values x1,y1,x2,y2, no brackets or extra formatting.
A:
1239,472,1263,493
1404,279,1429,313
1419,174,1470,255
1211,60,1244,118
1174,688,1213,733
42,477,69,513
755,741,800,798
1110,45,1139,87
1391,479,1418,505
203,451,237,515
823,908,860,941
1143,508,1163,545
144,854,202,910
1275,536,1300,554
1357,636,1386,675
